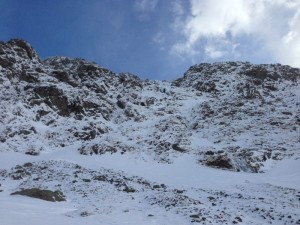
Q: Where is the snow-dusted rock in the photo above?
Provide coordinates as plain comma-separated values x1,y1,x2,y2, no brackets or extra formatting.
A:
1,40,299,172
0,39,299,225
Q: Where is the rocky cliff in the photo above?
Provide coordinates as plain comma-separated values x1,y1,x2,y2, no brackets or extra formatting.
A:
1,39,300,225
1,39,299,172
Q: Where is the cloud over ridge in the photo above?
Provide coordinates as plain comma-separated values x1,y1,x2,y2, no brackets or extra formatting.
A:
170,0,300,67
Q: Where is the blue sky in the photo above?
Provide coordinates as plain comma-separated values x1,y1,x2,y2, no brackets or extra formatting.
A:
1,0,299,80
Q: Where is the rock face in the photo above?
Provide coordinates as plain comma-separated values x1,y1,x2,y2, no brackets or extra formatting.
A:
11,188,66,202
0,39,299,172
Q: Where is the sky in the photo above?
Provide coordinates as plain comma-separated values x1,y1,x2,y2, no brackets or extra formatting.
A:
0,0,299,80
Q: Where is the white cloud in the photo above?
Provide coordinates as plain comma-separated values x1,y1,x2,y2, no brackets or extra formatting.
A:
153,32,167,51
134,0,159,21
170,0,300,67
186,0,251,39
134,0,158,12
171,0,185,16
278,6,300,66
153,32,164,44
205,46,225,59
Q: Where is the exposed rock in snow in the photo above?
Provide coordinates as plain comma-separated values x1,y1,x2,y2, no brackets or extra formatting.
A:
11,188,66,202
0,39,299,225
1,40,299,170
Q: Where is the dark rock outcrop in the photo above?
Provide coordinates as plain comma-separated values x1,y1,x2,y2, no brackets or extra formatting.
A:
11,188,66,202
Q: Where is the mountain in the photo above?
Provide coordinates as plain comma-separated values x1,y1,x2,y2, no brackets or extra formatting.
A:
0,39,299,225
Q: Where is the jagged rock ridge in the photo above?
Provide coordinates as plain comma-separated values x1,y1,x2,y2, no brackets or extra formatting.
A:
0,39,299,172
1,39,300,225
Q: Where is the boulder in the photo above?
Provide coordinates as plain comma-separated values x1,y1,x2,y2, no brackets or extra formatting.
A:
11,188,66,202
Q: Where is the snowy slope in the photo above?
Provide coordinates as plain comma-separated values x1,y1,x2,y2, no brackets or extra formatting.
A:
0,39,299,224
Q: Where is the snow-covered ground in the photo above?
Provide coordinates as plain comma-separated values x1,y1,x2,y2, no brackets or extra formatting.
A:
1,39,300,224
0,148,299,225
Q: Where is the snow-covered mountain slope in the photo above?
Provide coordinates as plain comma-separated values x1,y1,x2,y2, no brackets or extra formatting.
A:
0,39,299,224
